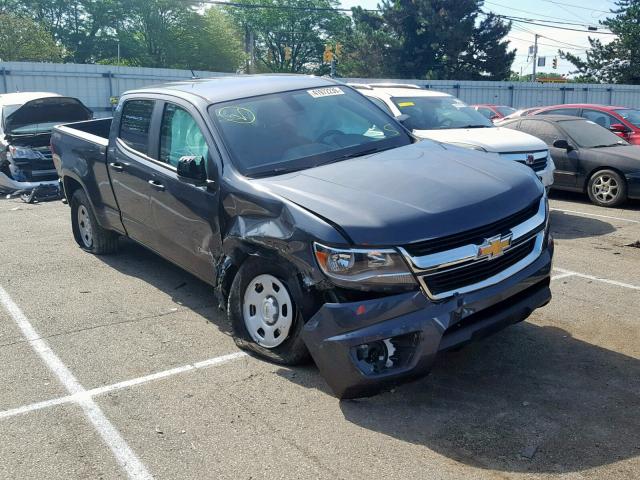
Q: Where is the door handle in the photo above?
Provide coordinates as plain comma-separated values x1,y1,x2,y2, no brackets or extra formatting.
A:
148,179,165,192
109,162,124,172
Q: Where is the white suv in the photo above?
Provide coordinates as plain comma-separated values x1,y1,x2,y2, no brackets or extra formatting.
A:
353,83,555,188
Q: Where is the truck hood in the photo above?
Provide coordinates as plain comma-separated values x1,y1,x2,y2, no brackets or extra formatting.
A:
5,97,92,134
412,127,548,153
256,141,543,246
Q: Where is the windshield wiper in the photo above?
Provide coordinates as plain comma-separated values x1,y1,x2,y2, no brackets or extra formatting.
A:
591,143,623,148
329,146,394,163
458,124,492,129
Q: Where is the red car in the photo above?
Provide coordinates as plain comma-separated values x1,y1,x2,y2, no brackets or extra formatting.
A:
471,104,517,122
533,104,640,145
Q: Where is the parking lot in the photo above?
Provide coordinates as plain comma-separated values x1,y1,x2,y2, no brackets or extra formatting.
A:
0,192,639,480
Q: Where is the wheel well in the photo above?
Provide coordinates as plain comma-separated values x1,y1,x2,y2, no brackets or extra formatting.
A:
62,176,83,201
583,166,627,192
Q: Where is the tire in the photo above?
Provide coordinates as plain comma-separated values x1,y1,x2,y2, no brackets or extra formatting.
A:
227,257,314,365
70,189,119,254
587,169,627,208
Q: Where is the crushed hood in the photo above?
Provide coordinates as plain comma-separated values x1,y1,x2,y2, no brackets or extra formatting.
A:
5,97,92,133
413,127,548,153
256,141,543,246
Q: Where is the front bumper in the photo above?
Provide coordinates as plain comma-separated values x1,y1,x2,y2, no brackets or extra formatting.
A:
0,171,59,193
302,237,553,399
537,158,555,188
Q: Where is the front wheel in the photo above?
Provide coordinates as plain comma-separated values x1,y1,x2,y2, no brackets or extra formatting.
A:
587,169,627,207
70,189,119,254
227,257,312,365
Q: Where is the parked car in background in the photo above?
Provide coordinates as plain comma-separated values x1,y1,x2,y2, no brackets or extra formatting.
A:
0,92,92,196
501,114,640,207
353,83,555,188
533,104,640,145
471,104,517,122
52,75,553,399
496,107,543,124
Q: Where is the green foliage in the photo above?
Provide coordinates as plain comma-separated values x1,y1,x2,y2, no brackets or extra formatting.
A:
373,0,515,80
0,13,64,62
562,1,640,84
226,0,350,73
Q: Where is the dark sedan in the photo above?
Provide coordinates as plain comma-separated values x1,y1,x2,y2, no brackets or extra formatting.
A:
501,114,640,207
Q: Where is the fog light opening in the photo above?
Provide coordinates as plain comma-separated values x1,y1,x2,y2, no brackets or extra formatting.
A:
353,332,420,376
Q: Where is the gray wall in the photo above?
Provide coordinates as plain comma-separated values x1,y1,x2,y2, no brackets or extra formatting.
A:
2,61,640,115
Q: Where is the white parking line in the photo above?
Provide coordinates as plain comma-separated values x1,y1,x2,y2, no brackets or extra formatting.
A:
551,272,576,281
0,351,246,420
0,285,153,480
553,268,640,291
550,208,640,224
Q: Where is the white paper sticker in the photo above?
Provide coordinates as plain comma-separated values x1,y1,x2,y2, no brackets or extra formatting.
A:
307,87,345,98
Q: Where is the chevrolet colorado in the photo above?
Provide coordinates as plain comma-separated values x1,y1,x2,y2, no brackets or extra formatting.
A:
51,76,553,398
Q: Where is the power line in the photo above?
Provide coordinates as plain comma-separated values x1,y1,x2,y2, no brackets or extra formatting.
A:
181,0,380,12
505,34,587,51
483,11,617,35
538,0,612,14
484,0,599,28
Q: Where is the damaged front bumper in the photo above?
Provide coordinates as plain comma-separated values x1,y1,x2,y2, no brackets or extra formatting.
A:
0,171,59,193
302,238,553,399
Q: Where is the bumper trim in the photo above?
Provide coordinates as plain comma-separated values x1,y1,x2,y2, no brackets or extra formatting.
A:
0,172,59,192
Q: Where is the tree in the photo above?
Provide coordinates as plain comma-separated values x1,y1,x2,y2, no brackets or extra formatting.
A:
227,0,350,73
0,13,64,62
562,1,640,84
379,0,515,80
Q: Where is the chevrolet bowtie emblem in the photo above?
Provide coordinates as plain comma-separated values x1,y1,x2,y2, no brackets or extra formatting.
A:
477,234,512,259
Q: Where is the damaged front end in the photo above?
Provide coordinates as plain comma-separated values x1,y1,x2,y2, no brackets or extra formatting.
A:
0,142,60,197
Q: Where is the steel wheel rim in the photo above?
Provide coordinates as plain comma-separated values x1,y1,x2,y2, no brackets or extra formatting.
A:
77,205,93,248
242,274,293,348
592,174,619,204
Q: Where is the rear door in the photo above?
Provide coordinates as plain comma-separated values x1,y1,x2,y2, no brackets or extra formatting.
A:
108,99,159,246
145,99,221,284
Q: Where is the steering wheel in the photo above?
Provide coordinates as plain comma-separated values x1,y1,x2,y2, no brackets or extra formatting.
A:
316,130,344,144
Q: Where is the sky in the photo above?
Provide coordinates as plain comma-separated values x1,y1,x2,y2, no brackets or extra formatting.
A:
339,0,618,77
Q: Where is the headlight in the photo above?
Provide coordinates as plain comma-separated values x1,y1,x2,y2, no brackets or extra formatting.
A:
313,243,416,290
8,146,43,160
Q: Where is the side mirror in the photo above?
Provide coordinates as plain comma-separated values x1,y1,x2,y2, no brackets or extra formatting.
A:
610,123,629,133
395,113,410,125
553,139,572,151
177,155,206,182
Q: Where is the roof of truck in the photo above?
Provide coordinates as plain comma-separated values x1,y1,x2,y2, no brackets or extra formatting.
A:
0,92,62,107
128,75,340,103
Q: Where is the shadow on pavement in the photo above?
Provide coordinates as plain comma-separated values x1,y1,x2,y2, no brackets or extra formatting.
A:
95,237,232,335
278,322,640,474
550,210,616,239
550,189,640,211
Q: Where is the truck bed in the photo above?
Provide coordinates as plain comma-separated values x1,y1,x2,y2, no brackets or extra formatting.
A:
52,117,125,234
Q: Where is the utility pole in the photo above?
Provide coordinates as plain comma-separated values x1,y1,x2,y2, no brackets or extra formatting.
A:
532,34,539,82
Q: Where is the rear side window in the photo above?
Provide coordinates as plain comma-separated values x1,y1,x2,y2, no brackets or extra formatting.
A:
539,108,579,117
119,100,154,154
367,96,393,115
518,120,561,145
159,103,209,167
581,109,617,129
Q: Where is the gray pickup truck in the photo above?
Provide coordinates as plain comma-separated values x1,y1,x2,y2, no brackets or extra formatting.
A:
52,75,553,398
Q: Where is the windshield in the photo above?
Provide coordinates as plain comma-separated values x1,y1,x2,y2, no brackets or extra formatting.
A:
210,86,411,177
390,96,492,130
614,109,640,128
561,119,629,148
495,106,517,117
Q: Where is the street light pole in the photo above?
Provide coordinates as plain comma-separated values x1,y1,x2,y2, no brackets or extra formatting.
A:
117,40,120,66
532,34,539,82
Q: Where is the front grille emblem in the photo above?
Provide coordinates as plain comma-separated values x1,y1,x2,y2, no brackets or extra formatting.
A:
525,154,535,165
477,234,512,259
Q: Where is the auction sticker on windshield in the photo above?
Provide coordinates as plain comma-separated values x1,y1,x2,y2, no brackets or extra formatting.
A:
307,87,345,98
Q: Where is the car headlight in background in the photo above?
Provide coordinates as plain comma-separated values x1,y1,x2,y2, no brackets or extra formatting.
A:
313,243,416,290
446,142,487,152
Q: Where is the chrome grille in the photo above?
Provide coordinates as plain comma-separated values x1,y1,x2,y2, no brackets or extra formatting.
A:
399,197,547,300
500,150,548,172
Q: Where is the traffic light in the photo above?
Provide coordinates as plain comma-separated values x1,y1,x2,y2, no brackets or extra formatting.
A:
552,57,558,69
323,45,333,63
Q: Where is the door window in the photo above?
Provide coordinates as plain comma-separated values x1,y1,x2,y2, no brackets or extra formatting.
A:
581,109,618,129
159,104,209,167
119,100,155,154
518,120,561,145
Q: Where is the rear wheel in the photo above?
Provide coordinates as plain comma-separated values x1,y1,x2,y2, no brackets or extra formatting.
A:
587,170,627,207
227,257,312,365
70,189,119,254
